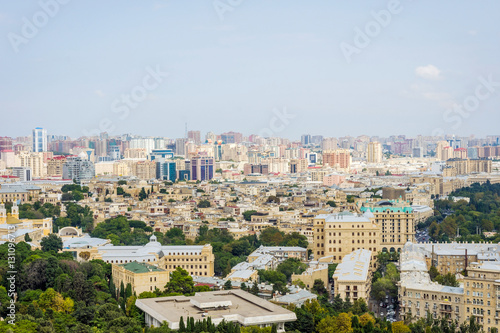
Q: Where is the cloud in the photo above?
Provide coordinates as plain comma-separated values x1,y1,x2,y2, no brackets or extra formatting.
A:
467,30,477,36
415,64,443,80
95,90,105,97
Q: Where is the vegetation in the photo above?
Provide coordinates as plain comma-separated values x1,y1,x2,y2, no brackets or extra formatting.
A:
370,252,400,302
197,200,211,208
420,181,500,243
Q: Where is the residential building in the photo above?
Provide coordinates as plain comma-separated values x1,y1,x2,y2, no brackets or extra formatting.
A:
323,149,351,170
63,157,95,182
313,212,380,262
367,142,382,163
332,249,373,302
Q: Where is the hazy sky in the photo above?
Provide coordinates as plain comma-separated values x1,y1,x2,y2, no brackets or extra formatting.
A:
1,1,499,140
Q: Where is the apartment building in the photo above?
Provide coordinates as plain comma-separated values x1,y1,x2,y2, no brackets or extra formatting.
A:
399,243,464,323
313,212,380,262
463,262,500,332
332,249,373,302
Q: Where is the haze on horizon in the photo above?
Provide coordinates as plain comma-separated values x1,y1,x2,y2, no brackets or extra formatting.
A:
1,0,499,139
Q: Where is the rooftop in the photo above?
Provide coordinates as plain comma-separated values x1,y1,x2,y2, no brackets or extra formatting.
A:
135,289,296,329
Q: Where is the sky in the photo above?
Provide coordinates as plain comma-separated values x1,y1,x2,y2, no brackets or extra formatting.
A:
1,0,499,140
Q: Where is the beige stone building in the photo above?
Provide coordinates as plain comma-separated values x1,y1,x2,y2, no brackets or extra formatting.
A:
313,212,380,262
96,235,215,278
399,243,464,323
291,263,328,290
359,200,415,252
332,249,373,302
463,262,500,332
112,261,170,295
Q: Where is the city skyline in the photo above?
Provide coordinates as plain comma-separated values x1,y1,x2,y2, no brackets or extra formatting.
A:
1,1,499,138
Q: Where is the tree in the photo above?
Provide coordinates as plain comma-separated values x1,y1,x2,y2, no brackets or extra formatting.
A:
24,233,32,242
250,283,259,295
326,200,337,207
223,280,232,290
242,210,258,221
429,266,439,280
40,234,63,252
392,321,410,333
312,279,327,295
139,187,147,201
165,267,194,295
197,200,211,208
37,288,74,313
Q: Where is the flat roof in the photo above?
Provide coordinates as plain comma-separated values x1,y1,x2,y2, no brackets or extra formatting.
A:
135,290,296,329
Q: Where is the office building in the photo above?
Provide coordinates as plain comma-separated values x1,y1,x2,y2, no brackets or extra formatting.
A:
156,159,177,181
11,167,31,182
112,262,170,295
32,127,47,152
191,156,214,181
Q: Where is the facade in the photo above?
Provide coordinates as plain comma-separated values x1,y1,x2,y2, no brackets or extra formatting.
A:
11,167,31,182
63,157,95,182
47,156,67,177
367,142,382,163
333,249,373,302
135,289,296,331
112,261,170,295
191,156,214,181
32,127,47,152
399,243,465,324
359,201,415,252
313,212,380,262
156,160,177,181
323,149,351,170
96,235,215,278
291,262,329,290
463,262,500,332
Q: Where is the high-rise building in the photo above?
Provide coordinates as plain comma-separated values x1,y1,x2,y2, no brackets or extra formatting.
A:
301,134,311,146
175,138,187,156
156,159,177,181
191,156,214,181
188,131,201,144
323,149,351,169
0,137,13,152
321,137,338,151
412,147,424,158
220,132,242,144
367,142,382,163
63,157,95,182
32,127,47,152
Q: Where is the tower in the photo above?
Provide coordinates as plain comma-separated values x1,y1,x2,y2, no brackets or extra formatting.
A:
11,202,19,220
0,203,6,224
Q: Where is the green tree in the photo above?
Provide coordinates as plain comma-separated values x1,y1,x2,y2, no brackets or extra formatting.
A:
165,267,194,295
197,200,211,208
40,234,63,252
224,280,232,290
242,210,258,221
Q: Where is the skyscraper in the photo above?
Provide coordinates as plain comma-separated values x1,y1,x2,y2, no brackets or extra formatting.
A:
188,130,201,144
367,142,382,163
32,127,47,152
191,156,214,181
301,134,311,146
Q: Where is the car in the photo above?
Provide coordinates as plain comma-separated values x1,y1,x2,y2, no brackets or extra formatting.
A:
380,302,384,307
380,313,384,317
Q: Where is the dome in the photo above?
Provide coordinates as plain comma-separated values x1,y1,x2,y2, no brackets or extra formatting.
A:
142,234,162,253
